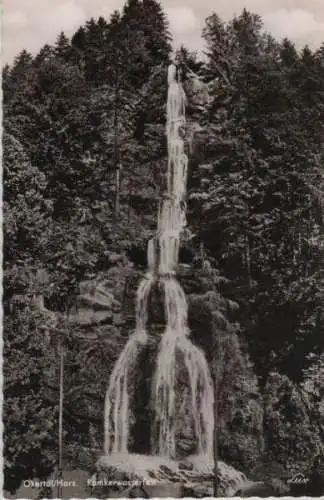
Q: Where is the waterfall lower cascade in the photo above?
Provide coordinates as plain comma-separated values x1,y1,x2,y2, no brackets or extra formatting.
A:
104,62,214,460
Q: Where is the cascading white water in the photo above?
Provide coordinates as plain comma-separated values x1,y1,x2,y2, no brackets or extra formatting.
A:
104,61,214,460
104,276,153,455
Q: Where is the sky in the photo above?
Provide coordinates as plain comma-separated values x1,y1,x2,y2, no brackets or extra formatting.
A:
2,0,324,64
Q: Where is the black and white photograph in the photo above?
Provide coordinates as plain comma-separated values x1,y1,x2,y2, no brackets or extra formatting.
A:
2,0,324,498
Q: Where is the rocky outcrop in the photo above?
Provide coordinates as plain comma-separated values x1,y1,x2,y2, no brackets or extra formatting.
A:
70,262,136,329
91,453,248,498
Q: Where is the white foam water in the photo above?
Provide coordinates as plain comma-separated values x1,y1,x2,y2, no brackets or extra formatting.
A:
104,62,214,459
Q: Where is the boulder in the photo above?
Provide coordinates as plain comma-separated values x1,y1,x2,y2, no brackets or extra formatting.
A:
91,453,248,498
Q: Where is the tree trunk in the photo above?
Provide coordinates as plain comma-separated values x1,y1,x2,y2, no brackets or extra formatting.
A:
212,331,220,498
115,165,121,217
114,76,121,220
57,340,64,499
213,368,219,497
246,235,252,289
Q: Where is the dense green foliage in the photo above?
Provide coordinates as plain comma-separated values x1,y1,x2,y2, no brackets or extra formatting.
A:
3,0,324,492
188,11,324,386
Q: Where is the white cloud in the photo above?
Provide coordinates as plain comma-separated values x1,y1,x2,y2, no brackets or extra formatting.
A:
166,6,197,34
2,1,324,63
35,1,87,37
4,10,28,27
92,1,122,19
263,8,324,45
2,0,89,61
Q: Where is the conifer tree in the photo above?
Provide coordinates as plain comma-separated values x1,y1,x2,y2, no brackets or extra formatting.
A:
55,31,71,61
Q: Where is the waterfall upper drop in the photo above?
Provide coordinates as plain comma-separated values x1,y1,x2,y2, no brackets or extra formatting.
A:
104,62,214,460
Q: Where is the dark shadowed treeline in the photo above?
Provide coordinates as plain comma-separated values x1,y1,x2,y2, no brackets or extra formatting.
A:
3,0,324,494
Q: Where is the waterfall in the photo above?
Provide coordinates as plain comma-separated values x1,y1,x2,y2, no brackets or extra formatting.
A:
104,62,214,460
104,276,153,455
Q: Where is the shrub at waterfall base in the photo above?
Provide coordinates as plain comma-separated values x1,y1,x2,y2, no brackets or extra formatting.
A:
215,333,264,473
3,306,58,493
263,372,323,474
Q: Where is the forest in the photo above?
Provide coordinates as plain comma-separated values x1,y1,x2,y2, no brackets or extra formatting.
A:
3,0,324,496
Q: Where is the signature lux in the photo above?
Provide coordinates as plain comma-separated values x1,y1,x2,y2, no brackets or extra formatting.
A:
287,473,310,485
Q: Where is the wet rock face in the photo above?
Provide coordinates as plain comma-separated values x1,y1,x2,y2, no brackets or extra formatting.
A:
147,280,166,327
129,343,157,455
174,350,198,459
